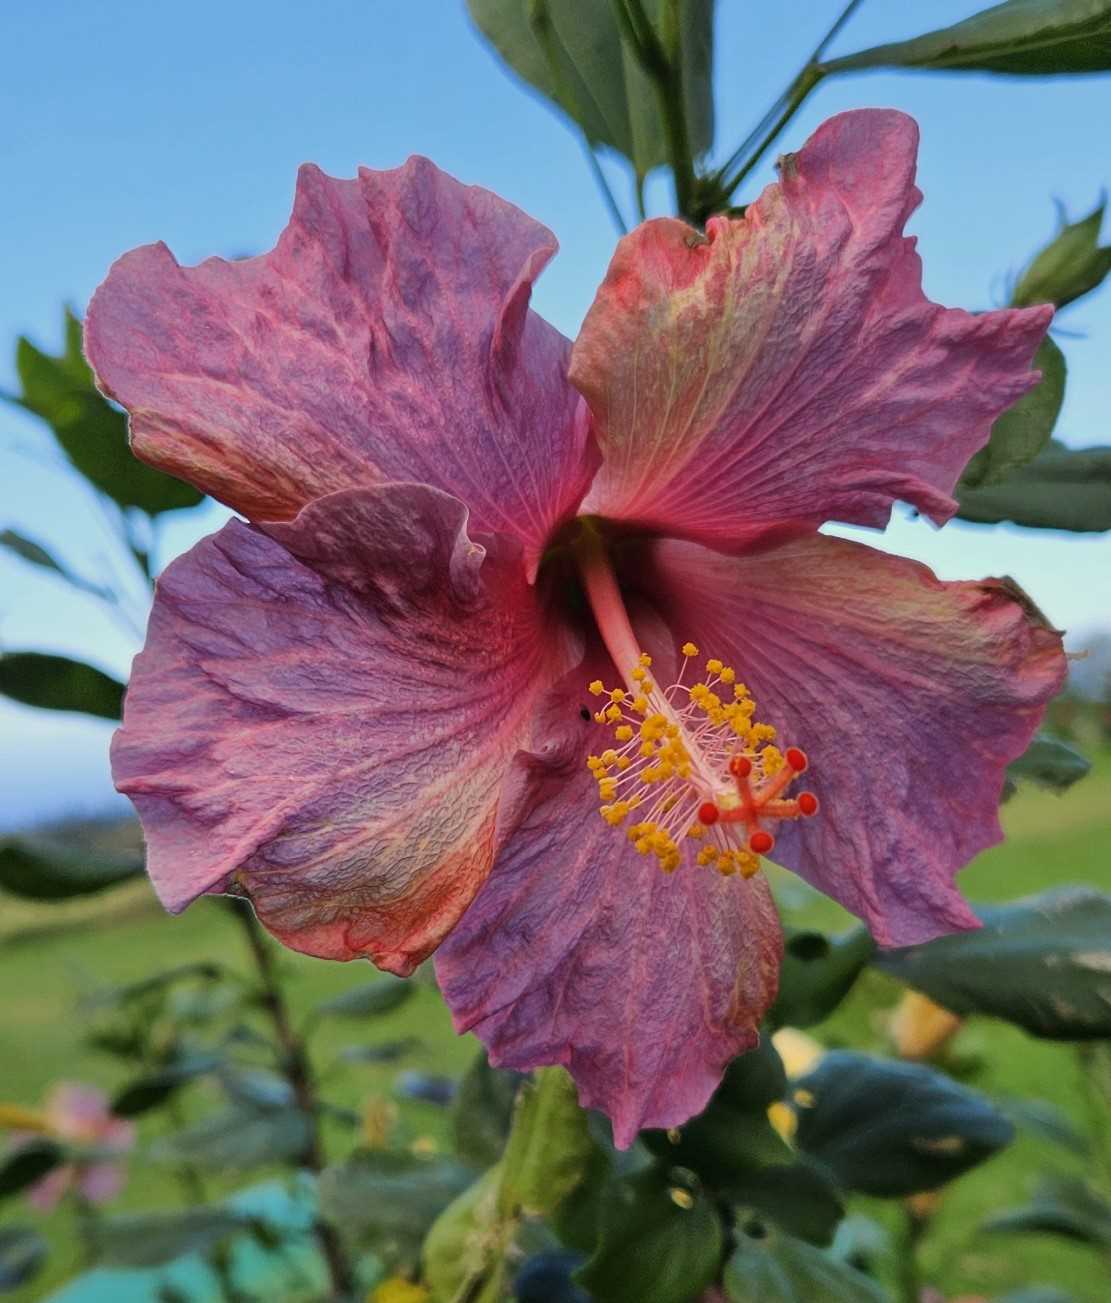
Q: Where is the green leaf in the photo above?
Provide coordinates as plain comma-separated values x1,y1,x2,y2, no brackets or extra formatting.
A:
111,1055,224,1118
874,886,1111,1040
983,1175,1111,1247
961,336,1066,488
467,0,713,177
792,1052,1014,1197
84,962,222,1010
452,1050,524,1169
723,1218,888,1302
0,651,125,719
500,1067,594,1217
1006,734,1091,793
0,530,109,599
319,1151,473,1271
822,0,1111,76
996,1096,1088,1154
151,1104,311,1170
771,927,874,1030
313,974,413,1019
995,1289,1076,1303
0,1226,48,1292
423,1164,509,1303
956,439,1111,532
0,1140,65,1201
0,834,142,901
576,1166,723,1303
1013,200,1111,309
95,1207,256,1269
724,1161,845,1246
9,310,202,515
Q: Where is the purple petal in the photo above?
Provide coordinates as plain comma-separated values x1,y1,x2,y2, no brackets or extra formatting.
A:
113,484,563,974
571,110,1051,552
644,533,1066,945
86,159,595,564
436,662,782,1147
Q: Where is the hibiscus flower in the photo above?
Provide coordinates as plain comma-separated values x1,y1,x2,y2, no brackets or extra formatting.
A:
86,110,1064,1145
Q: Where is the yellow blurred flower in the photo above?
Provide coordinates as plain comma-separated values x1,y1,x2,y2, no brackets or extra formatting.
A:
370,1277,429,1303
361,1095,399,1149
889,991,962,1061
771,1026,825,1079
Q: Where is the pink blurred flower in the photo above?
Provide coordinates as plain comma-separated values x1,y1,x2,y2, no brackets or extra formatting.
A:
20,1083,134,1211
86,110,1064,1145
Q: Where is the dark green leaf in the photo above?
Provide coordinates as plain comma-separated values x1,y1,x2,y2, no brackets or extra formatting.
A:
725,1161,845,1246
875,886,1111,1039
319,1150,472,1270
822,0,1111,76
0,1141,65,1201
996,1096,1088,1153
314,974,413,1019
84,963,222,1010
9,311,202,515
111,1055,223,1118
961,336,1066,487
0,834,142,901
771,927,875,1030
151,1105,311,1170
723,1217,888,1302
1013,200,1111,309
1006,735,1091,793
95,1207,255,1268
792,1051,1013,1196
395,1071,456,1106
0,1226,48,1291
468,0,713,176
983,1175,1111,1247
452,1050,524,1168
0,530,110,599
956,440,1111,532
0,651,124,719
340,1037,422,1064
576,1166,723,1303
995,1289,1076,1303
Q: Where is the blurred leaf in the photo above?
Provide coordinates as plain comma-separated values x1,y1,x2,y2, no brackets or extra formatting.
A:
576,1166,723,1303
0,651,124,719
642,1036,792,1185
771,927,874,1030
996,1096,1088,1153
513,1250,590,1303
452,1050,524,1169
319,1151,472,1270
500,1068,594,1219
84,963,222,1010
0,1226,47,1292
395,1072,456,1106
792,1051,1013,1197
151,1104,311,1170
829,1215,894,1279
95,1207,255,1268
874,886,1111,1040
723,1217,887,1302
0,530,110,599
995,1289,1076,1303
468,0,713,176
0,834,142,901
219,1068,294,1111
1006,734,1091,793
725,1161,845,1246
956,439,1111,531
340,1037,423,1064
0,1141,64,1201
822,0,1111,76
1013,200,1111,309
313,975,413,1019
111,1055,224,1118
961,336,1066,487
8,310,202,515
983,1175,1111,1247
423,1163,508,1303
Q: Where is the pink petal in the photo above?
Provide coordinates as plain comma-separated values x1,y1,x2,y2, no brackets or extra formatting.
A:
570,109,1052,551
44,1083,111,1140
435,661,782,1147
86,158,595,564
26,1166,72,1213
644,533,1066,945
78,1161,126,1205
113,484,563,974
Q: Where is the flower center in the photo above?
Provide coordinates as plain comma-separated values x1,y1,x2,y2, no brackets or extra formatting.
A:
585,644,818,877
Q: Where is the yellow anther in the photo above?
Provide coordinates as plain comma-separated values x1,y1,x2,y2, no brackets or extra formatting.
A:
687,823,705,839
696,846,716,866
681,642,699,657
719,667,735,685
734,683,750,700
609,688,626,704
631,666,647,682
706,658,723,675
598,778,617,800
616,755,632,770
588,680,605,696
593,710,607,724
605,704,623,722
751,722,777,743
762,746,785,775
614,724,633,742
632,694,649,714
638,652,653,667
601,749,618,767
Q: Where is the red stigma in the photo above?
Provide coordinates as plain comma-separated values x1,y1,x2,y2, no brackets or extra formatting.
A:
729,755,753,778
748,829,774,855
798,792,819,816
785,747,808,772
698,801,720,826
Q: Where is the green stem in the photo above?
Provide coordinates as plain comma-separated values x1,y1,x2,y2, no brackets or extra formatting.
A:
896,1201,928,1303
582,143,629,235
228,900,355,1300
1078,1043,1111,1197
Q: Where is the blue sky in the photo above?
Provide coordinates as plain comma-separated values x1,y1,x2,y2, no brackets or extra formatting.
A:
2,0,1110,828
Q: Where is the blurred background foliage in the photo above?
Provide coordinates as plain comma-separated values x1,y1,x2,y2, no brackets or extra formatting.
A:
2,2,1111,1301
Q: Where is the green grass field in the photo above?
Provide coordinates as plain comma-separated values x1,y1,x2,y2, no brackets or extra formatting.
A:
2,755,1109,1301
